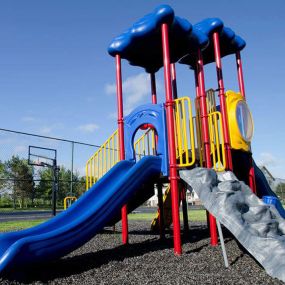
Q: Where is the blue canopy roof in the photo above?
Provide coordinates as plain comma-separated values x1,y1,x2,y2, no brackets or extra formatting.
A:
179,18,246,68
108,5,208,73
108,6,246,72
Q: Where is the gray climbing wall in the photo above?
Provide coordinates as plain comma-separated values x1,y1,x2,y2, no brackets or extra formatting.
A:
180,168,285,282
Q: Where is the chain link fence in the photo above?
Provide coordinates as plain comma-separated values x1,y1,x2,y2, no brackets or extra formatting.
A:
0,128,99,223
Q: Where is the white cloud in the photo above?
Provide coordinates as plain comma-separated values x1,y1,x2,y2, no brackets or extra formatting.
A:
78,123,99,133
105,72,161,115
256,152,285,178
105,83,116,95
258,152,279,167
21,116,36,122
38,123,64,136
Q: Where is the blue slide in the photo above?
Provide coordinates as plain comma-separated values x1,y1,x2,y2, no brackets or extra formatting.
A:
253,160,285,218
0,156,161,275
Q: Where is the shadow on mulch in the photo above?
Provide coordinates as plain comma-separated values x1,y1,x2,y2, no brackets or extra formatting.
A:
2,223,238,284
2,236,174,284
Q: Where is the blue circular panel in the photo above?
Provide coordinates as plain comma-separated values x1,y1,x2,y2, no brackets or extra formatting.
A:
236,101,253,142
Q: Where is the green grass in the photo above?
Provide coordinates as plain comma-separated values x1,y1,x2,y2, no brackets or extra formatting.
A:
129,209,206,222
0,219,46,232
0,210,206,232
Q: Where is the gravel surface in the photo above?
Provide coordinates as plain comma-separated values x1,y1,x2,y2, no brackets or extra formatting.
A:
1,221,284,285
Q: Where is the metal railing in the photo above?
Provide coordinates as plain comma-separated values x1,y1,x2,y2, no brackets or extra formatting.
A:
86,130,119,190
86,127,156,189
208,112,226,171
134,128,156,161
174,97,196,167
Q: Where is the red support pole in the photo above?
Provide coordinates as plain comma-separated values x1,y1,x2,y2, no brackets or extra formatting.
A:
196,50,218,246
115,54,128,245
236,51,246,99
213,32,233,171
235,52,257,193
161,23,182,255
249,159,257,194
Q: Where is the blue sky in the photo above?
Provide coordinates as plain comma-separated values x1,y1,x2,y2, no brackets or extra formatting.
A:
0,0,284,177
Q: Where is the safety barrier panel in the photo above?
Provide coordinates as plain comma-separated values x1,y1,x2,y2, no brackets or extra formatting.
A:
208,112,226,171
86,128,156,190
86,129,119,190
174,97,196,167
134,128,156,161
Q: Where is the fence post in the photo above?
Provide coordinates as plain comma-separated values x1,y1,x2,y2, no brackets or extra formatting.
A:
71,141,74,195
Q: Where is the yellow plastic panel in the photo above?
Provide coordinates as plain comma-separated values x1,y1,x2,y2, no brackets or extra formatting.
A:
226,90,253,152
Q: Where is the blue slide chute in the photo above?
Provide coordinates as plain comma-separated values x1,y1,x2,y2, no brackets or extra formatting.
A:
254,160,285,218
0,156,162,274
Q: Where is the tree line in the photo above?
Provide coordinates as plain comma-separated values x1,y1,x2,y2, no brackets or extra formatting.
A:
0,156,86,209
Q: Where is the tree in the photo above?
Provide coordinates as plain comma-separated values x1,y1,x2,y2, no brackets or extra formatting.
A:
276,182,285,203
0,160,7,195
3,156,34,208
36,166,85,206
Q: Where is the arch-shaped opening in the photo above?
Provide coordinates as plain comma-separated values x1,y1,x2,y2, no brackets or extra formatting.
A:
133,125,157,162
124,103,168,176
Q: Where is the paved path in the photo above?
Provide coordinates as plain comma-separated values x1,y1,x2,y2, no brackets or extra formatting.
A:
0,210,63,222
0,205,204,222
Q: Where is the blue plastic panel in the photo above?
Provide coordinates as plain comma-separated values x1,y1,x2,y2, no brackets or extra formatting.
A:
180,18,246,68
108,4,207,73
0,156,162,275
124,103,168,176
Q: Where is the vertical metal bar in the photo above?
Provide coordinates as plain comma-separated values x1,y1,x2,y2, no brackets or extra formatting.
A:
157,182,165,240
171,63,178,100
236,51,246,99
71,141,74,194
161,23,181,255
236,52,256,193
181,185,189,233
196,49,218,246
196,50,212,169
213,32,233,171
115,54,128,245
175,101,183,164
216,220,229,268
85,162,89,190
150,73,158,104
151,72,164,239
181,101,189,163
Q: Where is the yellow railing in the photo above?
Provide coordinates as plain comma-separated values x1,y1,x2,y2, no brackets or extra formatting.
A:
86,127,156,190
86,129,119,190
208,112,226,171
86,95,226,190
134,128,156,161
64,196,77,210
174,97,196,167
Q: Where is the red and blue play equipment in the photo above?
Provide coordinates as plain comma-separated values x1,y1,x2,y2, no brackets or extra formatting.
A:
0,4,283,280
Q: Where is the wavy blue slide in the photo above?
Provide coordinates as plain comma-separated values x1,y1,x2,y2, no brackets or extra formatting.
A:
0,156,161,275
253,160,285,218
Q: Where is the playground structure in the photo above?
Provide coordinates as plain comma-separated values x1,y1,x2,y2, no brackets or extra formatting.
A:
0,4,285,282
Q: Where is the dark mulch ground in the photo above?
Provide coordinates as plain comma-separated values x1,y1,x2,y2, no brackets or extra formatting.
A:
0,221,284,285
